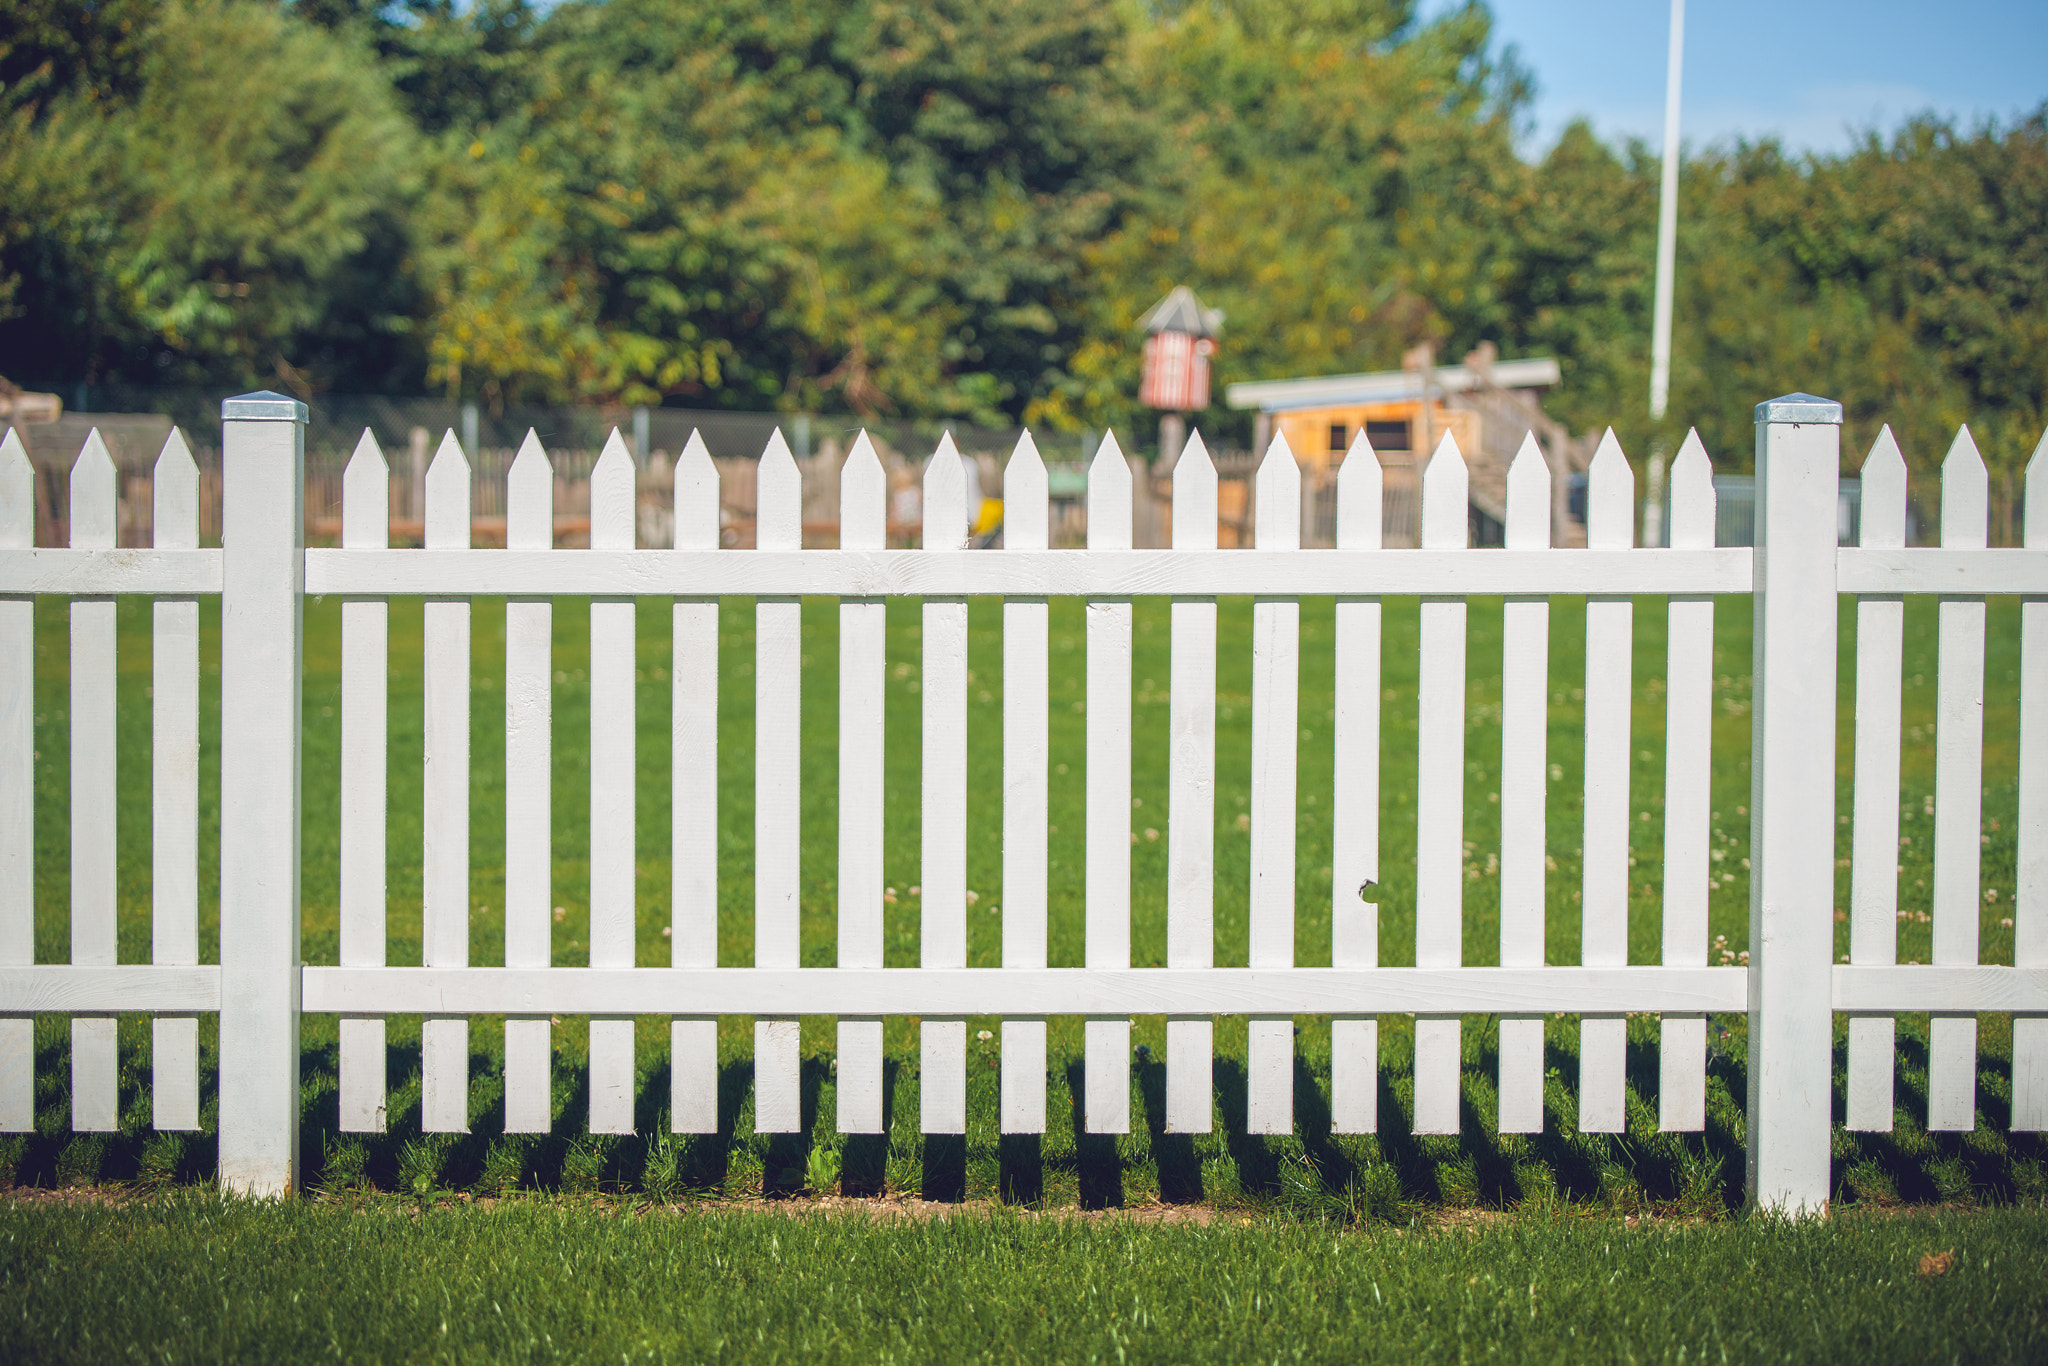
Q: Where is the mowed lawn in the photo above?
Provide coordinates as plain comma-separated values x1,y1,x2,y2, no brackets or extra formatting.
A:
10,591,2040,1211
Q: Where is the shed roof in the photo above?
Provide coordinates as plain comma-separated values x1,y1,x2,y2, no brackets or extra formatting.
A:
1224,357,1560,413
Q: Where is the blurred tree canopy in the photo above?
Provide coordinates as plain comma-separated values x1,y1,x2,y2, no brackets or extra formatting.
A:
1,0,2043,489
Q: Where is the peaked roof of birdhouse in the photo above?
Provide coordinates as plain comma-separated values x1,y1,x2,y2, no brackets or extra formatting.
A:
1137,285,1223,338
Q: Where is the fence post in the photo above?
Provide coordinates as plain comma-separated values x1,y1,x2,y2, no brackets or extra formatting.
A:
218,391,306,1196
1747,392,1841,1214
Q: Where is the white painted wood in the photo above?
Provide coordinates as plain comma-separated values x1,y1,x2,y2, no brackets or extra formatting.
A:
671,430,720,1132
754,1019,800,1133
1413,433,1468,1135
1167,431,1218,1134
838,431,887,1133
0,964,223,1011
299,964,1754,1017
1833,966,2048,1012
501,430,553,1135
338,430,390,1134
1579,429,1634,1135
1248,431,1301,1135
922,435,970,1135
1747,398,1843,1215
298,546,1763,600
1846,427,1908,1131
671,1017,718,1134
1002,433,1050,1134
999,432,1048,1130
1084,432,1132,1133
588,430,638,1134
1331,430,1383,1135
69,431,118,1132
1834,548,2048,594
0,547,221,594
151,430,201,1131
2016,431,2048,1130
1659,430,1715,1132
218,398,305,1196
1498,433,1552,1134
0,430,32,1132
754,429,802,1132
1929,427,1988,1132
421,431,471,1134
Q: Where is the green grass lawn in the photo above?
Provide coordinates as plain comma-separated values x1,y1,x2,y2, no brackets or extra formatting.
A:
10,592,2040,1211
4,1195,2046,1363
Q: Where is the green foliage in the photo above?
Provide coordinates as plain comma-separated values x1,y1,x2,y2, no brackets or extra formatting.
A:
1,0,2043,490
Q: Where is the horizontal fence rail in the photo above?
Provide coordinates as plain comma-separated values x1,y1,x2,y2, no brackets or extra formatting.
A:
0,390,2042,1212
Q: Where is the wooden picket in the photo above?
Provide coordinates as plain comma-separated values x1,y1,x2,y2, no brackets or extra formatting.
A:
1,388,2046,1215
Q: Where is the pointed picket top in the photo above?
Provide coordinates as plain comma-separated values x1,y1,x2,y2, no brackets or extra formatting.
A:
70,428,117,548
1087,429,1131,550
425,430,470,549
2026,427,2047,549
1336,428,1383,551
923,431,969,551
0,428,31,547
342,429,389,549
675,429,720,551
839,431,887,551
1419,431,1469,550
154,428,199,551
592,428,636,551
756,427,801,551
1004,430,1048,551
1254,429,1301,551
505,430,553,551
1503,432,1551,551
1172,429,1218,551
1940,425,1988,550
1584,428,1634,550
1857,426,1908,550
1666,429,1716,551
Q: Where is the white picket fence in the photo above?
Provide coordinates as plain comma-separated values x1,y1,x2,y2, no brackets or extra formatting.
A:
0,390,2043,1213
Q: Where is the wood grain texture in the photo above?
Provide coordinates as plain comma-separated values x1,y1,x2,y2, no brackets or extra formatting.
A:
338,430,391,1134
502,430,553,1135
1929,428,1989,1132
1003,433,1050,1134
837,432,887,1134
588,431,638,1134
1084,433,1132,1133
1167,432,1218,1134
1498,434,1552,1134
0,431,26,1131
295,547,1764,600
1847,427,1908,1131
421,432,471,1134
1248,432,1300,1135
299,965,1753,1016
1579,429,1634,1135
2016,433,2047,1130
69,432,119,1131
754,430,803,1131
1412,434,1468,1136
671,431,719,1131
1330,429,1383,1134
1658,431,1716,1133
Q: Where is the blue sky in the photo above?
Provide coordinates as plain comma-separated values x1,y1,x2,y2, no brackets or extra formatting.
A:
1423,0,2048,155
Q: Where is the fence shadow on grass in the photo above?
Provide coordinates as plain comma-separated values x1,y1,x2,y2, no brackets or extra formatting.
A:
1065,1059,1124,1209
1136,1054,1203,1204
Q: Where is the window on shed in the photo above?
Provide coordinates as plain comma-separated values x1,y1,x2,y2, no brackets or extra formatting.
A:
1328,423,1348,452
1365,420,1411,451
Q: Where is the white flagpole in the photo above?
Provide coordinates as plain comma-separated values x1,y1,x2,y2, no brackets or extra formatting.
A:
1648,0,1686,424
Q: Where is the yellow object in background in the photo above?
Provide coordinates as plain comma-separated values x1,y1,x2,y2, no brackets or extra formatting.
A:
971,497,1003,538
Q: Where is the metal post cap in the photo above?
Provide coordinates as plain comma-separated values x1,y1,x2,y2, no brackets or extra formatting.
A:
222,390,309,423
1753,393,1842,425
